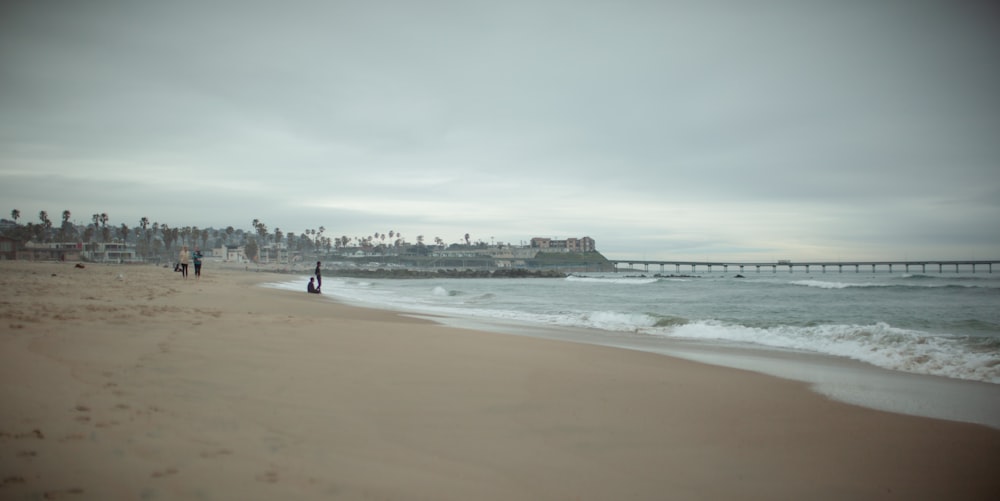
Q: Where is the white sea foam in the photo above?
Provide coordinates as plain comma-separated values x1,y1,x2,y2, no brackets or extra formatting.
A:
657,321,1000,384
791,277,1000,289
326,286,1000,383
580,311,660,331
263,274,1000,385
790,280,874,289
565,276,659,285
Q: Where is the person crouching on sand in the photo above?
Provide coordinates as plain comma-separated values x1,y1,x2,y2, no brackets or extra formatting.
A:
178,246,190,278
307,277,321,294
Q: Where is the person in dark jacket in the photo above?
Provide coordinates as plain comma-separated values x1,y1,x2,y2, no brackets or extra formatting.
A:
192,247,204,279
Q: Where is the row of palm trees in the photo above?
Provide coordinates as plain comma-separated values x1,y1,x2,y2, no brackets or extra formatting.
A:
8,209,494,262
8,210,369,261
8,209,228,259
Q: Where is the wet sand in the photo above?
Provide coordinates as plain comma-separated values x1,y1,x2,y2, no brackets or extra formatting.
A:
1,260,998,500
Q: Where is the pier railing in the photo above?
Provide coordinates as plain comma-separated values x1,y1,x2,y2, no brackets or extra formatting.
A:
608,260,1000,274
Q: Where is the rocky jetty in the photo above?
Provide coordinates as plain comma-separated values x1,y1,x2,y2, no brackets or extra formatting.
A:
328,268,567,279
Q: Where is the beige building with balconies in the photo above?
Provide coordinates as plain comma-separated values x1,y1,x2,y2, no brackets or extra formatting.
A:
530,236,595,252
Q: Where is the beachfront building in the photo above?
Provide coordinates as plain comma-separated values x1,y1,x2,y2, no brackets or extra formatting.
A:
14,241,135,262
15,241,84,261
222,245,247,262
530,236,596,253
85,242,137,263
259,242,287,264
0,236,16,260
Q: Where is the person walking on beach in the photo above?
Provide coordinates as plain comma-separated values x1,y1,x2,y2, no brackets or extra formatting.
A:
178,246,190,278
192,247,204,279
307,277,321,294
315,261,322,291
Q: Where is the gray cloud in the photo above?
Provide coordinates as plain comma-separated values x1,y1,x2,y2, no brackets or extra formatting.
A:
2,0,998,260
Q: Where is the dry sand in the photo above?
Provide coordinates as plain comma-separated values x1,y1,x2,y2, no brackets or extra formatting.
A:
1,260,998,500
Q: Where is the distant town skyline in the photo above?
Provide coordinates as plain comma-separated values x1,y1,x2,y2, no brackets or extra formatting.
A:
2,1,998,262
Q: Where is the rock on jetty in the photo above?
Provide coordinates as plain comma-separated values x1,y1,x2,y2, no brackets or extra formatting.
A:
329,268,567,279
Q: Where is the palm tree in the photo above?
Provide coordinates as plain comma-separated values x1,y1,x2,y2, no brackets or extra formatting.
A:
10,209,20,224
98,213,110,243
58,210,72,242
139,217,150,259
38,211,51,242
44,212,54,241
253,221,268,262
161,224,173,251
274,228,283,263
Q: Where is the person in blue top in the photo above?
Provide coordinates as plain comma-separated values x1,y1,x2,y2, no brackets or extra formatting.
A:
193,247,204,279
307,277,321,294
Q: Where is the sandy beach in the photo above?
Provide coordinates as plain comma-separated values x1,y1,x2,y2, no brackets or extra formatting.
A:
1,260,998,500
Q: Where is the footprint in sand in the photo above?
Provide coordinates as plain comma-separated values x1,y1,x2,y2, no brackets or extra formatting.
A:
151,467,178,478
0,429,45,440
58,433,85,443
199,448,233,459
73,405,91,422
42,487,85,499
255,470,279,483
3,475,26,486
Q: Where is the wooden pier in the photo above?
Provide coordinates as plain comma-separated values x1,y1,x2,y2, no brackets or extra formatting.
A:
608,260,1000,274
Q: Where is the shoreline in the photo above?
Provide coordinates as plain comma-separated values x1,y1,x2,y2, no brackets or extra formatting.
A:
423,314,1000,430
2,261,998,499
264,273,1000,430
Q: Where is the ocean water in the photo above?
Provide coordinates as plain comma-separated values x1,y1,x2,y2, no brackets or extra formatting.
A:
265,271,1000,427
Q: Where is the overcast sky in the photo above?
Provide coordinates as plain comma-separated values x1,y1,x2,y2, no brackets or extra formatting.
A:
2,0,998,261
